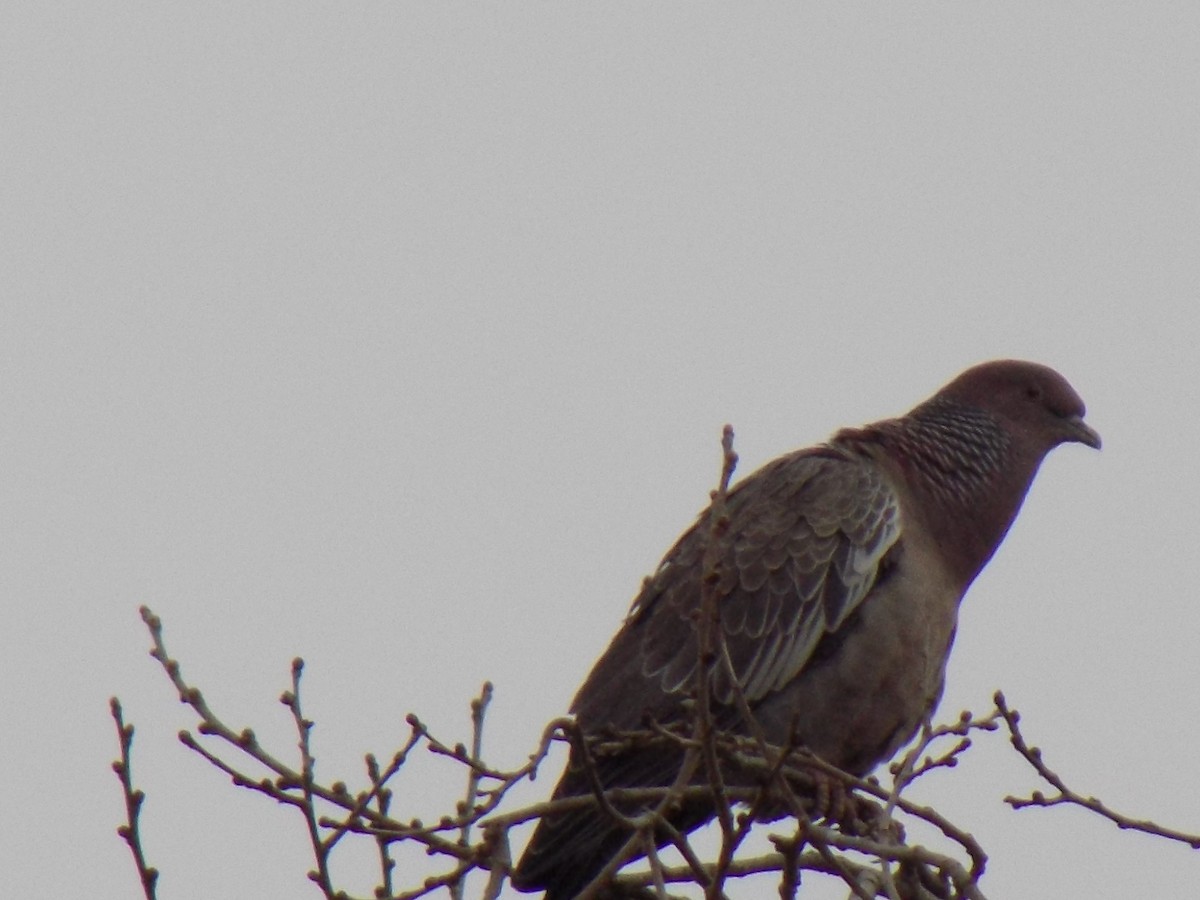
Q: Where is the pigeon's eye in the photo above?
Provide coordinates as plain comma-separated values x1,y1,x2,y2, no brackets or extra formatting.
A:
1024,385,1042,402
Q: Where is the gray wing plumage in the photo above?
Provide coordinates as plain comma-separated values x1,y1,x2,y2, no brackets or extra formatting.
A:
575,446,901,723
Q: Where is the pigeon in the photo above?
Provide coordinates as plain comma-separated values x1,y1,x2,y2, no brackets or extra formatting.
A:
511,360,1100,899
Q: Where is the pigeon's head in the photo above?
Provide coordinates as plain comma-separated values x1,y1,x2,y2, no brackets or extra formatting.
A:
936,359,1101,457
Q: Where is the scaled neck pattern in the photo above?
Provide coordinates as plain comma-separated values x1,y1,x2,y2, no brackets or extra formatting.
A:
837,397,1018,586
885,397,1011,508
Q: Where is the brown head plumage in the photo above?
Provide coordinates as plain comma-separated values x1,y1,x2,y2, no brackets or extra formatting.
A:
839,360,1100,585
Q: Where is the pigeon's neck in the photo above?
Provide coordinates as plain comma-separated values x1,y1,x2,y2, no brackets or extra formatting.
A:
835,398,1039,587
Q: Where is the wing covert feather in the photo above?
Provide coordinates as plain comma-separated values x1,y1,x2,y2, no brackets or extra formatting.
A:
629,447,901,707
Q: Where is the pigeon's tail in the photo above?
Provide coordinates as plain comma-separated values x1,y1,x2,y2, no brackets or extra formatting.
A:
510,745,709,899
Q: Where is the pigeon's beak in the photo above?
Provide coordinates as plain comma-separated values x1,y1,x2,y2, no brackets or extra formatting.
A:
1064,414,1102,450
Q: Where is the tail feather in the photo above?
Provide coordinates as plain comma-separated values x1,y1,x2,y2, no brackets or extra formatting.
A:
511,745,708,898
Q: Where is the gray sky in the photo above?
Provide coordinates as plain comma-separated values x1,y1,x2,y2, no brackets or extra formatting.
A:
4,4,1198,898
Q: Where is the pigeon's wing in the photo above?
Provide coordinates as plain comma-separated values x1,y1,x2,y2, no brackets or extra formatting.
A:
575,447,901,722
515,448,903,898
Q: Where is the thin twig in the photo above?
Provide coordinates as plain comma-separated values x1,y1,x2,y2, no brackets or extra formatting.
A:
283,657,337,898
110,698,159,900
996,691,1200,850
450,681,493,900
694,425,740,899
365,753,397,896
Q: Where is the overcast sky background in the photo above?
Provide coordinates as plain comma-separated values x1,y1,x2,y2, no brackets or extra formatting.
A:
4,4,1199,898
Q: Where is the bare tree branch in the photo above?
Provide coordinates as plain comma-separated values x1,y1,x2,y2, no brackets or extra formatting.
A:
996,691,1200,850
